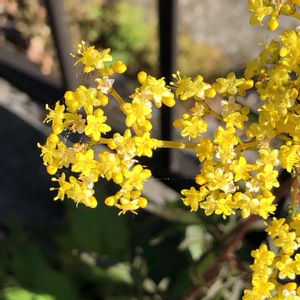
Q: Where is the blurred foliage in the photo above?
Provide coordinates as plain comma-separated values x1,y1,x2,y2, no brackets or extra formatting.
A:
0,183,265,299
0,0,157,77
67,0,157,74
0,0,232,78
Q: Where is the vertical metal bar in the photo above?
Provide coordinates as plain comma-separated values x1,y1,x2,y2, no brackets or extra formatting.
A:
158,0,178,170
44,0,77,91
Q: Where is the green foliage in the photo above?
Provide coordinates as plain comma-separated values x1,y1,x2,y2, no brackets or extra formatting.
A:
1,288,55,300
69,0,156,74
0,184,259,299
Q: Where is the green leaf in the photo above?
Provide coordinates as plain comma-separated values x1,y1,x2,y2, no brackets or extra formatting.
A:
57,184,129,258
9,245,78,300
1,288,55,300
106,262,133,285
179,225,212,261
65,200,129,257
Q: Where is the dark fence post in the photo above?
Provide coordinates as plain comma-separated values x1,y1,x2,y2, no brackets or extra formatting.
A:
44,0,77,91
158,0,178,170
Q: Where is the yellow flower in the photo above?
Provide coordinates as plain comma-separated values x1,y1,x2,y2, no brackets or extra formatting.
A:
84,109,111,141
279,143,300,172
222,98,249,129
195,138,214,162
72,149,97,177
65,85,108,114
274,230,297,255
50,173,70,201
108,129,136,161
116,191,148,215
257,164,279,190
38,134,59,167
44,101,65,134
171,72,211,100
122,164,151,191
248,0,273,26
98,151,123,184
265,217,287,238
181,186,209,212
233,156,253,181
255,192,276,219
257,148,280,166
64,112,85,133
214,193,235,218
122,98,152,131
280,30,300,72
112,60,127,74
205,168,234,194
61,176,97,208
75,42,112,73
140,73,175,108
276,255,296,280
200,192,219,216
134,133,158,157
213,72,246,96
173,114,207,140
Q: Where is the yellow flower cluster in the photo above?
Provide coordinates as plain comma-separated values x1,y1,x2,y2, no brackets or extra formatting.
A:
39,4,300,218
38,1,300,297
38,42,169,214
243,215,300,299
179,4,300,220
248,0,300,31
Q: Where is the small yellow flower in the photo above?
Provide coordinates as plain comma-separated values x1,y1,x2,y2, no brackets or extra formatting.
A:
173,114,207,140
75,42,112,73
84,109,111,141
44,102,65,134
140,73,175,107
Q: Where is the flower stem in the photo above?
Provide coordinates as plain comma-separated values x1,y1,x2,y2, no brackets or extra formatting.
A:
109,87,142,136
110,87,127,107
98,137,111,145
203,103,222,121
157,140,198,149
292,11,300,21
99,137,198,150
237,140,259,151
277,134,292,142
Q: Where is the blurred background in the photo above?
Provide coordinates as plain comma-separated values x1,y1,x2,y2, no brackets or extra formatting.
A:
0,1,297,299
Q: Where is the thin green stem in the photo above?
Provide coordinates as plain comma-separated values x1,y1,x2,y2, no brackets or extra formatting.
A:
236,140,259,151
109,87,142,136
110,87,127,108
292,11,300,20
277,134,292,142
157,140,198,149
203,103,222,121
288,172,300,220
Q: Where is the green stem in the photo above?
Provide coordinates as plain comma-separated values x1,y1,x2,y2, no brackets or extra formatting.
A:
203,103,222,121
292,11,300,21
236,140,259,151
109,87,143,136
99,137,198,150
277,134,292,142
110,87,127,108
157,140,198,149
288,172,300,220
